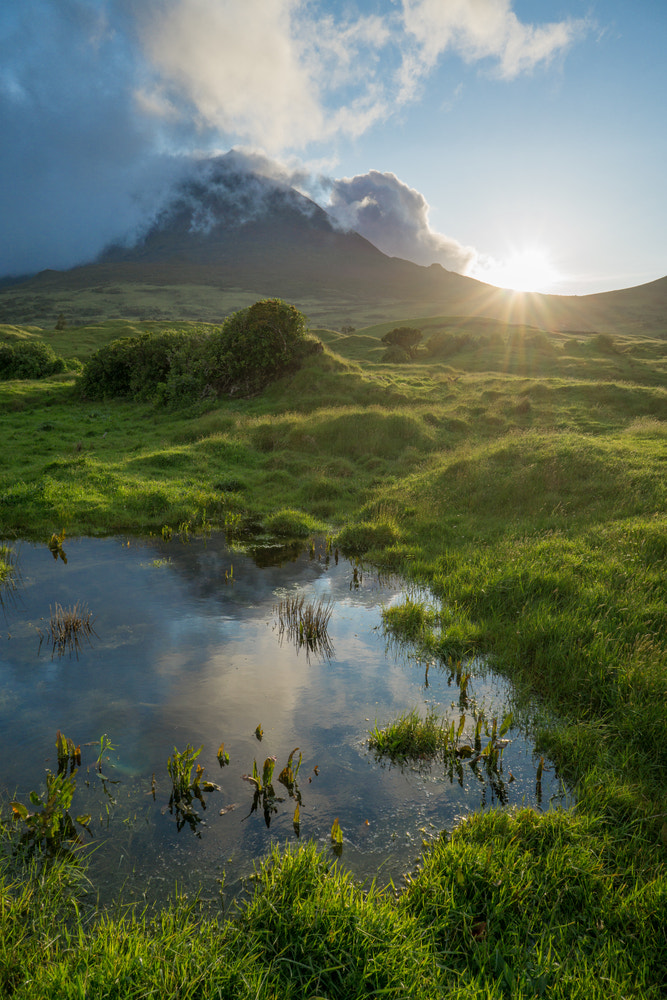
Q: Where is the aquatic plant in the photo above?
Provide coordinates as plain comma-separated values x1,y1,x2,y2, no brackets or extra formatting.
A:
274,594,335,660
10,771,86,856
39,601,95,658
95,733,116,774
10,733,92,856
243,748,304,831
47,530,67,563
167,744,201,801
243,756,282,827
369,709,514,800
0,544,19,612
55,730,81,775
166,744,220,835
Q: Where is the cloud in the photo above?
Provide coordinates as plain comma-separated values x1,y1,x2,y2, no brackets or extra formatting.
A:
324,170,476,272
136,0,394,152
138,1,586,148
398,0,588,98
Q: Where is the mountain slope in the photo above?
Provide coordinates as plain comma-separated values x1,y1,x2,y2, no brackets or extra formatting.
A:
1,154,665,335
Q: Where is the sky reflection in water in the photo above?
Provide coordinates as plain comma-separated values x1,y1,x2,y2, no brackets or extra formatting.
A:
0,535,568,905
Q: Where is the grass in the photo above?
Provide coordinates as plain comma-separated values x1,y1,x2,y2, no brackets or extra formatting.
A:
39,601,95,658
0,544,18,610
369,708,446,761
274,593,335,659
1,315,667,995
1,825,664,998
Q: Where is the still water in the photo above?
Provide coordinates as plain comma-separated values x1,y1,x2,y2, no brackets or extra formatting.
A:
0,534,568,906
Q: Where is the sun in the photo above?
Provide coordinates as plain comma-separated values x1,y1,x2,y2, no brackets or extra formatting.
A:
474,247,561,293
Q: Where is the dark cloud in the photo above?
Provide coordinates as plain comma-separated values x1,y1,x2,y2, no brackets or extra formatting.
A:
324,170,475,272
0,1,184,276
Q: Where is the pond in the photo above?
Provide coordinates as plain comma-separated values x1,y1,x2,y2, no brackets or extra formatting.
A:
0,534,569,907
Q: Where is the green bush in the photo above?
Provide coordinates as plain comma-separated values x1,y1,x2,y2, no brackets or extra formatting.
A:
80,300,316,404
0,341,65,380
381,326,422,360
79,330,199,400
382,345,411,363
424,330,476,358
215,298,312,394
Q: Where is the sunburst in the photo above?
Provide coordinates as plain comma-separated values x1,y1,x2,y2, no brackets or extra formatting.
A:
474,247,561,293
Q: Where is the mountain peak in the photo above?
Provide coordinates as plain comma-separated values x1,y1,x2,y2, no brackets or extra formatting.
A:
101,153,335,263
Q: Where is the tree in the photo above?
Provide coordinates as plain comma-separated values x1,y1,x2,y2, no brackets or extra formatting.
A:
381,326,422,359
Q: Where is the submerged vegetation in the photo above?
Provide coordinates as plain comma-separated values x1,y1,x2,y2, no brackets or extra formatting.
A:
1,308,667,994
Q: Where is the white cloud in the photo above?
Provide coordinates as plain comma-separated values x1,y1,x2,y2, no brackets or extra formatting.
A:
137,0,394,152
136,1,588,153
325,170,476,272
399,0,588,98
138,0,321,151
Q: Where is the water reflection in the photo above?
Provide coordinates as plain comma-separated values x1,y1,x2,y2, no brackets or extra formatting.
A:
0,534,570,905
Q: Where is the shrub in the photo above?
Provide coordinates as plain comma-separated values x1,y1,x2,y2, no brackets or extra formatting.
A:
80,330,199,400
382,345,411,363
381,326,422,359
212,298,314,394
80,300,315,404
592,332,618,354
0,341,66,380
424,330,476,358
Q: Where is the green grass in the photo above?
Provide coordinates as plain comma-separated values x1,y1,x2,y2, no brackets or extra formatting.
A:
1,821,664,998
1,315,667,996
369,708,448,761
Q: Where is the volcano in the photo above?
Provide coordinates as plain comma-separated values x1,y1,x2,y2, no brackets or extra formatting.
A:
1,153,666,335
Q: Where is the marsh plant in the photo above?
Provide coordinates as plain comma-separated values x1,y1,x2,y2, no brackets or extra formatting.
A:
166,744,221,835
243,748,304,833
0,543,19,613
274,594,335,660
55,729,81,775
10,731,91,857
39,601,96,659
47,530,67,563
369,709,514,802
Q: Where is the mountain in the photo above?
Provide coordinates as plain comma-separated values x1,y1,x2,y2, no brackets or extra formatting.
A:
1,154,666,335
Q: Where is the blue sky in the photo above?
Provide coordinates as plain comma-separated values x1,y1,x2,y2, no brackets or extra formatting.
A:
1,0,665,294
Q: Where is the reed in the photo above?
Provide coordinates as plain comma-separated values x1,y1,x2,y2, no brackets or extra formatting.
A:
40,601,95,658
274,593,335,659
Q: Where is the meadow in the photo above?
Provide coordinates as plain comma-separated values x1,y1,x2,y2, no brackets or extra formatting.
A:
1,313,666,997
